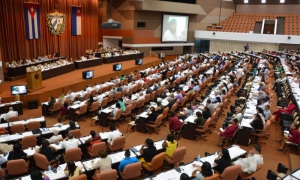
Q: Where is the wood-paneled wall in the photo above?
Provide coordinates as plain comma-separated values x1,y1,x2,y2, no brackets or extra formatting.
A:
237,4,300,14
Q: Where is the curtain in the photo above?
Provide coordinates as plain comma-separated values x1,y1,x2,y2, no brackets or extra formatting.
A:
209,40,279,53
0,0,98,72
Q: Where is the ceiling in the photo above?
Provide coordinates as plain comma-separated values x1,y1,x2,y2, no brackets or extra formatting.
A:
233,0,300,4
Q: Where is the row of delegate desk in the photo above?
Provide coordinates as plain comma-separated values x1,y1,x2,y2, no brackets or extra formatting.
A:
7,53,144,77
145,145,247,180
0,101,23,115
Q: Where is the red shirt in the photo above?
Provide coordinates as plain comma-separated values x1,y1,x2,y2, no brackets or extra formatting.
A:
169,116,183,131
220,124,238,138
288,129,300,144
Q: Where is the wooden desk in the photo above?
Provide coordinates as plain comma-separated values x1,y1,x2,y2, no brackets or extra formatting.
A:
289,154,300,171
136,117,147,133
236,127,252,146
182,122,196,140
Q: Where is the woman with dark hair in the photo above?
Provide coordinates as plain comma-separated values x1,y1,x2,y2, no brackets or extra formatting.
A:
64,160,82,179
48,96,55,109
162,134,178,157
194,111,205,126
192,161,214,180
37,139,56,162
8,143,27,160
250,114,264,132
85,130,102,150
146,107,157,123
139,138,157,163
30,169,50,180
223,82,229,91
256,106,266,124
214,148,232,174
65,120,77,135
155,101,163,115
202,107,211,120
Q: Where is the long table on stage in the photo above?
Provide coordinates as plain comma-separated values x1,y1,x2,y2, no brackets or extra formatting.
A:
42,63,75,80
7,57,65,77
0,102,23,115
74,58,103,69
102,53,144,64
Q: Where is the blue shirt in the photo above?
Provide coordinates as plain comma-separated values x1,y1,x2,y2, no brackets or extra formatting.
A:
118,157,139,171
193,85,199,91
117,87,123,92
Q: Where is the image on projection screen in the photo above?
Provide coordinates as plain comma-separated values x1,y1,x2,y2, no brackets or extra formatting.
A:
162,14,189,42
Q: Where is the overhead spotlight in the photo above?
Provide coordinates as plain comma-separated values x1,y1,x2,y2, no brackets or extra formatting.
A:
244,0,248,3
280,0,285,3
288,36,291,39
213,32,216,35
261,0,266,3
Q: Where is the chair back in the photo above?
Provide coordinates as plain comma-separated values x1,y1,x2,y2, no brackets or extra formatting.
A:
220,165,241,180
178,96,187,106
122,162,142,179
123,104,132,116
136,83,142,91
8,116,20,123
113,109,122,120
70,174,87,180
89,101,99,112
121,89,126,97
65,98,71,105
90,89,97,97
107,94,114,103
150,91,156,101
203,174,219,180
7,159,28,176
68,129,82,138
263,120,271,133
27,121,41,131
110,136,126,151
153,114,163,127
64,148,82,162
145,152,165,172
78,104,88,115
98,169,117,180
170,103,178,112
11,124,25,134
114,92,121,101
162,107,169,119
82,93,89,100
33,153,49,170
167,146,187,164
102,86,108,93
136,98,145,108
156,88,162,96
127,100,135,110
101,97,108,108
89,142,106,157
52,102,62,111
21,135,37,149
144,94,150,103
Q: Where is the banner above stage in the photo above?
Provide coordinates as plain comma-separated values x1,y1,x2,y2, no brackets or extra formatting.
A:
46,5,66,36
72,6,82,36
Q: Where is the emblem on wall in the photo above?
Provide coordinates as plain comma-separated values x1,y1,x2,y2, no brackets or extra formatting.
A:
46,5,66,35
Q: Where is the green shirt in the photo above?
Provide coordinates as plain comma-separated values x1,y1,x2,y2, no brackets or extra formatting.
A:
118,101,126,112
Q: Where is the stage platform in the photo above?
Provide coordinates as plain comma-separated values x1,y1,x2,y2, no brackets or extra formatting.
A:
1,57,161,108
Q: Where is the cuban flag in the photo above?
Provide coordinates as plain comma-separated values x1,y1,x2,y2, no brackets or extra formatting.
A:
24,3,40,39
72,6,81,35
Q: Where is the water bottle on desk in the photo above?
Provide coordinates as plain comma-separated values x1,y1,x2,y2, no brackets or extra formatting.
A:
197,154,201,162
48,165,52,172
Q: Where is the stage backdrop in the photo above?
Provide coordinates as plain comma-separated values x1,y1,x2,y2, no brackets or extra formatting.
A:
0,0,98,72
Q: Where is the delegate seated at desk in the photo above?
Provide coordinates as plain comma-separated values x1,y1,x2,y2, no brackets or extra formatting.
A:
233,145,263,174
118,149,139,172
8,143,27,161
107,125,122,145
91,150,112,172
62,134,79,151
162,134,178,157
139,138,156,163
5,107,18,122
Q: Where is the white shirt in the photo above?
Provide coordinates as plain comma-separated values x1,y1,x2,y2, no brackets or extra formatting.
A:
235,68,244,79
107,130,122,145
94,84,101,92
86,87,93,94
62,138,80,150
5,111,18,121
48,135,63,143
95,95,103,104
234,154,263,173
67,92,77,101
163,30,177,41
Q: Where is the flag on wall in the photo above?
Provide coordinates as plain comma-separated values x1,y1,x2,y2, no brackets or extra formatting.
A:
72,6,81,35
24,2,41,39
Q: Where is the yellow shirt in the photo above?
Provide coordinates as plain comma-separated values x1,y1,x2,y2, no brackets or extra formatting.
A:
65,167,81,180
166,141,177,157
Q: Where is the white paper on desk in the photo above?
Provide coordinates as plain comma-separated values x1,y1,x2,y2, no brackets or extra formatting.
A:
155,140,164,150
21,175,31,180
99,132,110,139
80,136,91,143
111,152,125,163
283,175,298,180
139,112,148,118
102,108,112,113
228,146,246,159
200,154,218,167
59,163,67,170
156,169,180,180
291,170,300,179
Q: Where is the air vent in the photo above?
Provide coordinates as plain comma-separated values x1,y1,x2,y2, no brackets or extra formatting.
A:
137,22,146,28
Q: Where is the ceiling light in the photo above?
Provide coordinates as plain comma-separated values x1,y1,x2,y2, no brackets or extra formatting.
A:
262,0,266,3
244,0,248,3
280,0,285,2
